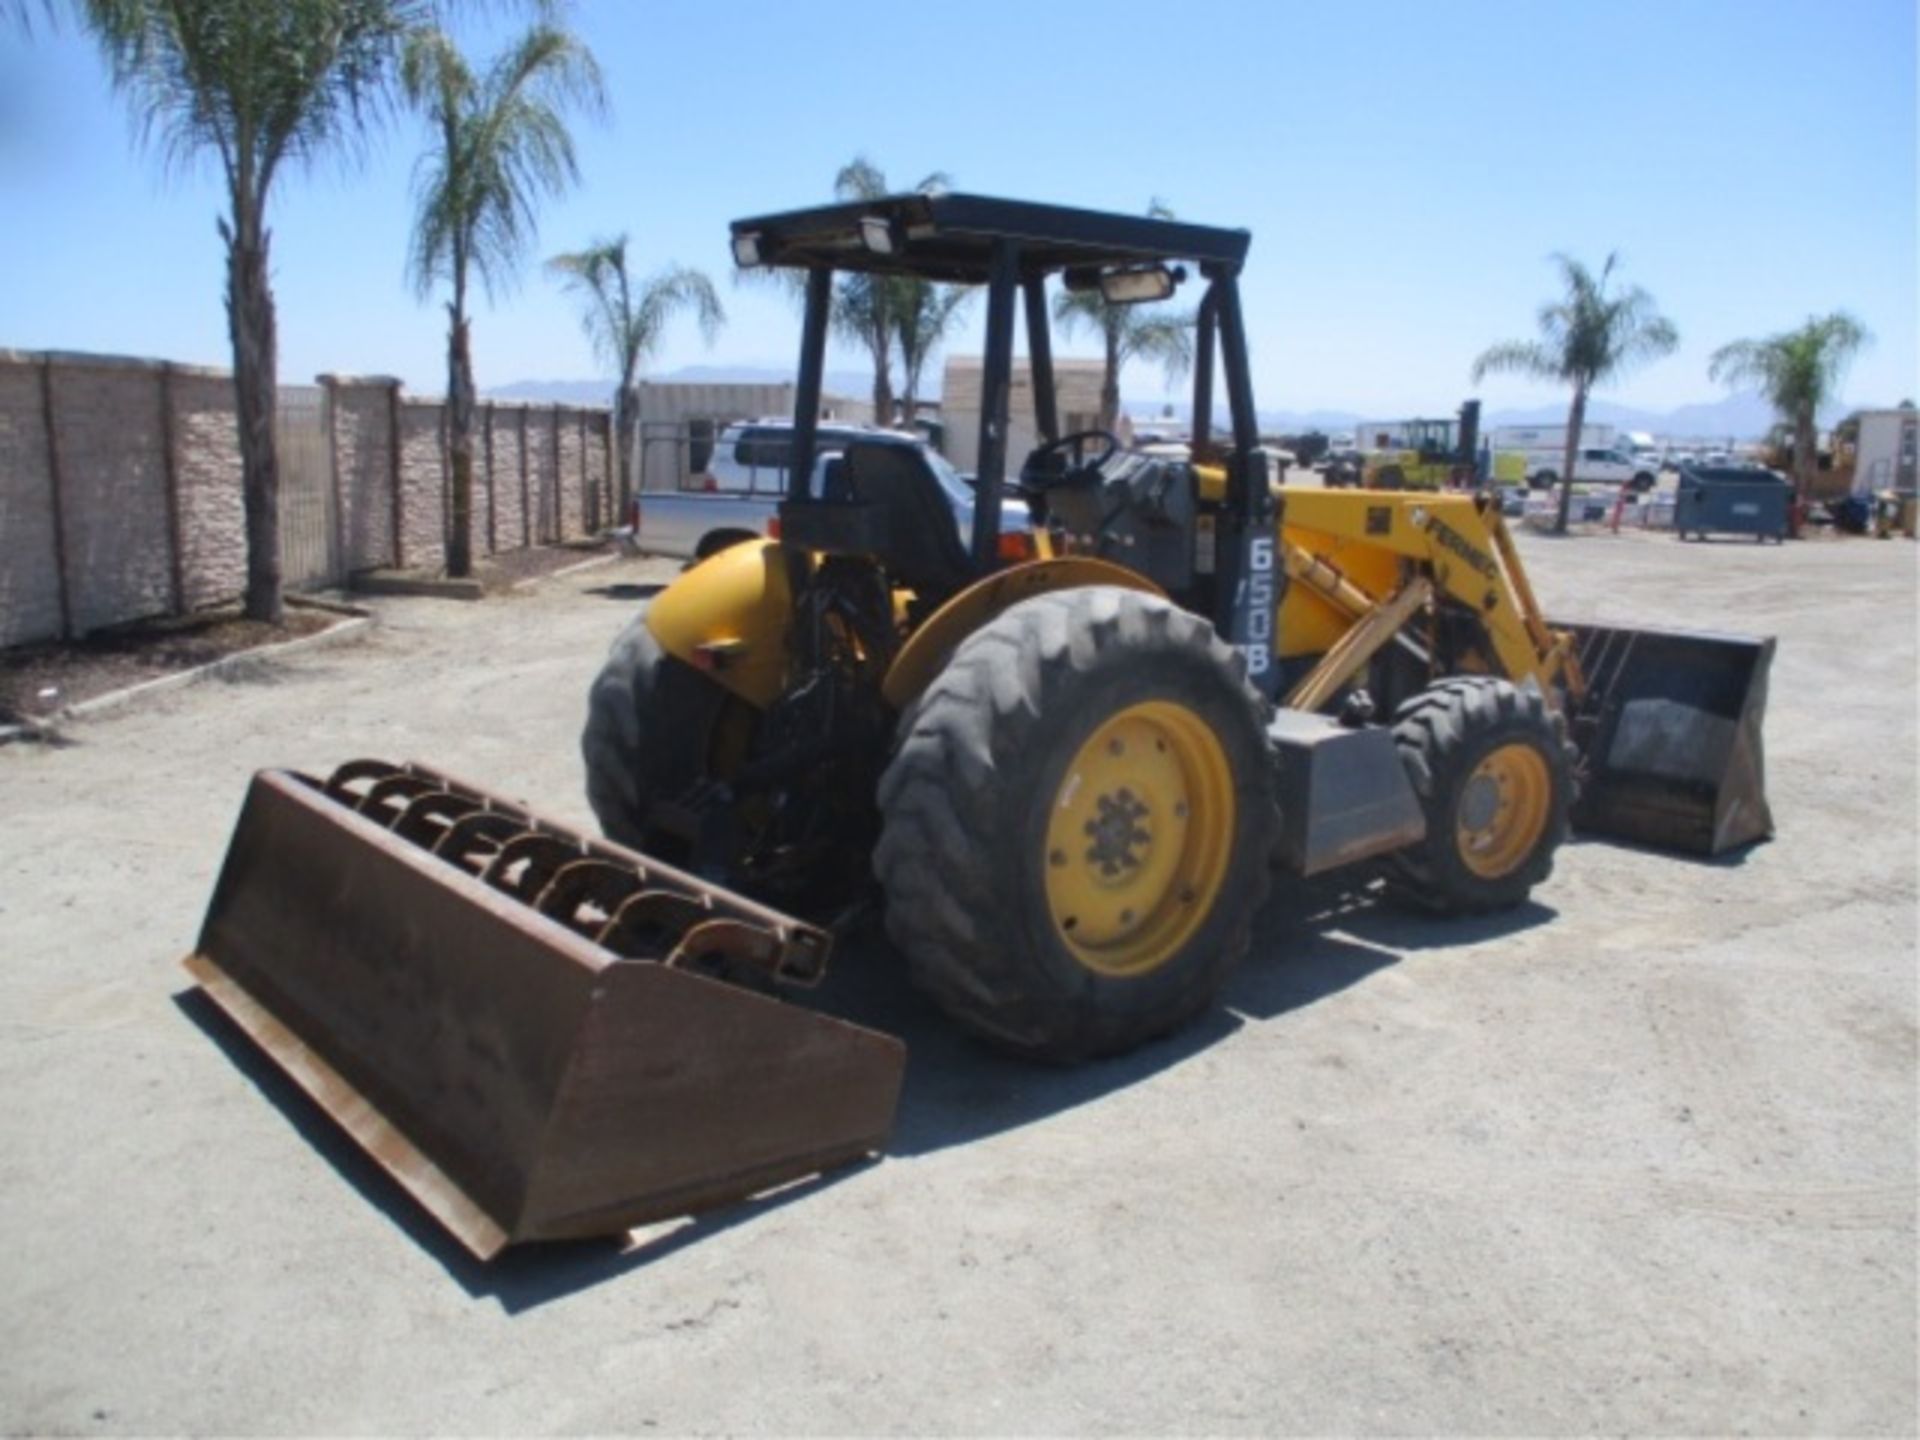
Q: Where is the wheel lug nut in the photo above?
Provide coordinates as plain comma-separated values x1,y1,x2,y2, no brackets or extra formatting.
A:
1049,849,1066,867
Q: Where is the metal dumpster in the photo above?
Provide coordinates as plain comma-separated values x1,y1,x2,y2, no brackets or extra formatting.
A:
1675,466,1791,542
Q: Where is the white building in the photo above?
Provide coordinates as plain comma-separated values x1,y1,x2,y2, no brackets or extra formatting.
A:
629,380,872,492
1850,407,1919,497
941,357,1109,475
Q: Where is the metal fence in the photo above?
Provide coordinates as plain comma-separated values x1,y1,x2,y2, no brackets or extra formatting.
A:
276,385,339,588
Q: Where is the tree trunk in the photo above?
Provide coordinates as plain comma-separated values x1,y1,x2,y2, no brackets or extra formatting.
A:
870,324,894,430
612,382,634,516
1100,334,1121,432
446,300,476,577
224,205,283,623
1792,401,1817,502
1555,386,1588,535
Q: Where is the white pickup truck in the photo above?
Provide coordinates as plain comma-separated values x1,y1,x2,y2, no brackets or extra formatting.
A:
1523,446,1660,493
617,422,1028,561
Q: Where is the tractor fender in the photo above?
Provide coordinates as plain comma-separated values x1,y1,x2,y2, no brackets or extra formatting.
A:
880,557,1162,710
645,539,794,708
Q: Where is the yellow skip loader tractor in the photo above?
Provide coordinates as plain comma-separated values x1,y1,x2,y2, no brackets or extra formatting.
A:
184,196,1775,1259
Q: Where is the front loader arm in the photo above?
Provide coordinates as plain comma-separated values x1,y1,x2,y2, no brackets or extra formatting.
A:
1275,489,1583,706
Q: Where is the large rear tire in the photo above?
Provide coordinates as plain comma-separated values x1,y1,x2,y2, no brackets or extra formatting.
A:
874,586,1278,1062
1386,677,1571,913
582,605,732,854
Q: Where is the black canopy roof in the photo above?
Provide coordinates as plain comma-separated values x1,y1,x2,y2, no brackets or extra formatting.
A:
729,192,1251,282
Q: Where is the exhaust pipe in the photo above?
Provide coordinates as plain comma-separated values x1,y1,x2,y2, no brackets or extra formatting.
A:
1560,623,1775,856
183,761,905,1260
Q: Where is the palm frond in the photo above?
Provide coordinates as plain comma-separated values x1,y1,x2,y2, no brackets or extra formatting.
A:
405,17,602,304
633,264,723,359
1470,339,1559,384
1475,251,1674,391
1709,312,1872,419
834,155,887,201
85,0,429,200
1120,311,1196,381
546,236,627,373
895,279,973,397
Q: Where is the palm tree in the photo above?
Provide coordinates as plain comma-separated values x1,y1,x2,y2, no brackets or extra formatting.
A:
1052,202,1196,432
78,0,427,622
1709,313,1870,500
831,156,948,425
1472,252,1678,534
893,280,972,433
547,236,724,509
403,20,602,576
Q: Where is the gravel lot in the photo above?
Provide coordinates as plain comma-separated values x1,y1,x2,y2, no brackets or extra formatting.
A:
2,530,1914,1435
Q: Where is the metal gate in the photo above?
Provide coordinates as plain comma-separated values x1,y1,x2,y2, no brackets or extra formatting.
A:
277,385,339,589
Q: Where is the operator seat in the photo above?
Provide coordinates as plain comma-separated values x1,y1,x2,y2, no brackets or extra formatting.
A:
838,440,976,601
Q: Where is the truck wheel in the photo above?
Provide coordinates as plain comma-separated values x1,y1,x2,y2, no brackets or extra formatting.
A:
1386,677,1571,913
874,586,1278,1062
582,604,734,854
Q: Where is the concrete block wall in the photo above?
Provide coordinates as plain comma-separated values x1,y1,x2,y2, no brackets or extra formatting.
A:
170,370,246,611
529,405,561,545
396,399,448,571
0,359,62,646
42,353,175,636
319,381,611,567
323,375,399,574
0,349,613,648
483,405,529,551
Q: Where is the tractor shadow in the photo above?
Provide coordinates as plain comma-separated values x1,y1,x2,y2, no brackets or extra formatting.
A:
171,878,1553,1312
581,581,666,602
807,874,1558,1160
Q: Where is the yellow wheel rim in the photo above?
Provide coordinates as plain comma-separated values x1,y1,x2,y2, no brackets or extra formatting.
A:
1455,741,1551,879
1043,700,1235,978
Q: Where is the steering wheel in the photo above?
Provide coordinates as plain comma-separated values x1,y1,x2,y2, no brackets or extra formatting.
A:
1017,429,1123,492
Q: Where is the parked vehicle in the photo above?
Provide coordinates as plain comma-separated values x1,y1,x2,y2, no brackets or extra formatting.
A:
705,419,891,493
178,190,1777,1260
1525,446,1658,493
617,426,1029,561
1489,421,1618,460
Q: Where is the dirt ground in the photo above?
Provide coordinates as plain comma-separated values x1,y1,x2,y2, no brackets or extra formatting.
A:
0,605,334,724
1,528,1914,1436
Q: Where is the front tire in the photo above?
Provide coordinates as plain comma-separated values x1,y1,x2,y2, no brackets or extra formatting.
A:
582,605,732,855
873,587,1278,1062
1387,677,1571,913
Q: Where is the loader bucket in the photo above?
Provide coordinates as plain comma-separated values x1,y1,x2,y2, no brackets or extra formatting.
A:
1560,623,1775,856
183,760,905,1261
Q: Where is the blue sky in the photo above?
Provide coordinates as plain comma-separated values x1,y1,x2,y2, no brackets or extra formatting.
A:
1,0,1913,418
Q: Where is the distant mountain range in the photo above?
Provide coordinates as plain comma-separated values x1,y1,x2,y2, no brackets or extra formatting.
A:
489,369,1866,440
